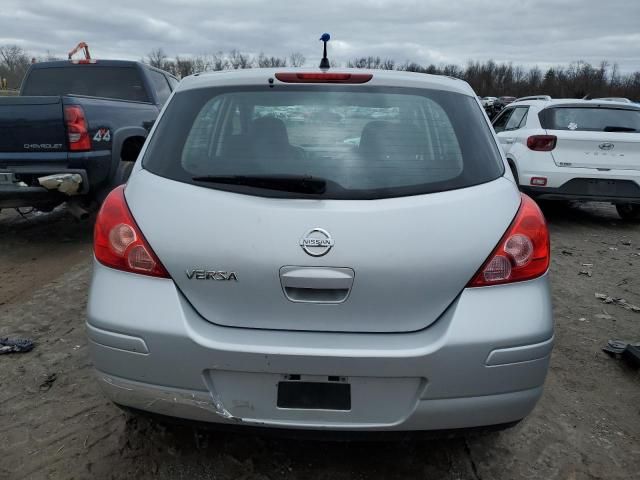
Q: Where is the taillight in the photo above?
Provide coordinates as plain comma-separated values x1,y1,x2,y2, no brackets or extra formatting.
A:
275,72,373,83
94,185,169,278
64,105,91,151
527,135,556,151
468,194,549,287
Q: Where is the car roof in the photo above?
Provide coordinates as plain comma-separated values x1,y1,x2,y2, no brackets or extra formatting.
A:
177,68,476,96
509,98,640,110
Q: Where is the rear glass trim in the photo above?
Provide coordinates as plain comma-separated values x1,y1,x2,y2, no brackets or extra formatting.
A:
142,85,504,200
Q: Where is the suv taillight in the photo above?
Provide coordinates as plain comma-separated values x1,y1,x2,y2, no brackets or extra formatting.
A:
468,194,549,287
64,105,91,151
527,135,556,151
94,185,169,278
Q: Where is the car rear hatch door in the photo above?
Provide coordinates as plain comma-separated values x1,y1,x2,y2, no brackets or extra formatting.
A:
541,104,640,170
126,171,520,333
550,130,640,171
0,96,67,153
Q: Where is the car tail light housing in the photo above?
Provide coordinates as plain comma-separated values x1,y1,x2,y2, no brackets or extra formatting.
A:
64,105,91,151
527,135,556,151
94,185,169,278
275,72,373,84
468,194,549,287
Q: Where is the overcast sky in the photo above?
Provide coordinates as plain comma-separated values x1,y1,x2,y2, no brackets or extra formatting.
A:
1,0,639,71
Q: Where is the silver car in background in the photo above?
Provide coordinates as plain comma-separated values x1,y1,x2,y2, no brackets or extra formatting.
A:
87,68,553,433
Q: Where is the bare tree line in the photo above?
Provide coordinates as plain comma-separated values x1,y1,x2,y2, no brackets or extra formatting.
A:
146,49,640,99
1,42,639,101
145,48,305,78
347,57,640,99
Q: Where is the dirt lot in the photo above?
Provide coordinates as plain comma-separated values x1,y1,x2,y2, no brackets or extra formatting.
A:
0,202,639,480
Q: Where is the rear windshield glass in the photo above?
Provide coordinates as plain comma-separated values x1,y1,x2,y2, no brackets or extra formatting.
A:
540,107,640,132
22,66,149,102
143,86,503,199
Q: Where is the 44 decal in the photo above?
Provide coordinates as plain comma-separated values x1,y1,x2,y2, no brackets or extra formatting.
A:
93,128,111,142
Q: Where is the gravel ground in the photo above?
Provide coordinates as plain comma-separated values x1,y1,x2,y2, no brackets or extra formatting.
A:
0,202,639,479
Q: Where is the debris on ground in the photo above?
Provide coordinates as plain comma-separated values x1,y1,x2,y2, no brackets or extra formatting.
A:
561,249,574,256
579,263,593,277
39,373,58,392
595,293,640,312
595,311,614,321
0,337,35,354
602,340,640,369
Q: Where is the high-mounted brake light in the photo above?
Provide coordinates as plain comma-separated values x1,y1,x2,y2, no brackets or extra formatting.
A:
64,105,91,151
275,72,373,84
527,135,556,151
70,59,97,64
94,186,169,278
468,194,549,287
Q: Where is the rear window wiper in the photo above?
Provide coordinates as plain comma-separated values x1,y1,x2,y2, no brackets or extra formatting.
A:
603,126,637,132
191,174,327,194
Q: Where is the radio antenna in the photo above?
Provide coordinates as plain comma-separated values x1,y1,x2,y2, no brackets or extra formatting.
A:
319,33,331,69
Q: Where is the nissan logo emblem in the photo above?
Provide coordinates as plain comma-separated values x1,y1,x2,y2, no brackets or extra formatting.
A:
300,228,334,257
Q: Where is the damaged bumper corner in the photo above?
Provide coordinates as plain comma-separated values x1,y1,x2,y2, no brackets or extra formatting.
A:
0,168,91,208
97,371,242,423
38,173,83,195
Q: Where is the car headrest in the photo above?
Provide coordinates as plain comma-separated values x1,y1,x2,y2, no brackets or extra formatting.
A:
251,116,290,148
359,121,424,158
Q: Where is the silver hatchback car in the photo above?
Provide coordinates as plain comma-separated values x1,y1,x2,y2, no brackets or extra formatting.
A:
88,68,553,433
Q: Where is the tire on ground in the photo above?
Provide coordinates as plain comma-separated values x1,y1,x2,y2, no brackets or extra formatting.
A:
615,203,640,221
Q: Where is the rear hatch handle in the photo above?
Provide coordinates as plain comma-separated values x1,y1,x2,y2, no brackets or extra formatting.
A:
279,266,355,304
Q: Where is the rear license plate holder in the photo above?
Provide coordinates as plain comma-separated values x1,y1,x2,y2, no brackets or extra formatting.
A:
584,179,621,195
277,381,351,410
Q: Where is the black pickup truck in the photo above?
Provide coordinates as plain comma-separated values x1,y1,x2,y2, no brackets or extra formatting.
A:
0,59,178,216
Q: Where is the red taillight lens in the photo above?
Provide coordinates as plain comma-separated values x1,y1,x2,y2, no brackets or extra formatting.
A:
64,105,91,151
275,72,373,83
468,194,549,287
527,135,556,151
94,185,169,278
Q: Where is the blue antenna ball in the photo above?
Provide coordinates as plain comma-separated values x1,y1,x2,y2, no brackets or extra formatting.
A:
320,33,330,42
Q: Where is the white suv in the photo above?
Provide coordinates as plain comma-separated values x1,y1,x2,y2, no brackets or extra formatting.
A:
493,98,640,220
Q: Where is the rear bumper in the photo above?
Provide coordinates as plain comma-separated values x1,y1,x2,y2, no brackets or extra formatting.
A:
0,150,111,207
515,158,640,203
522,178,640,204
96,372,543,431
0,167,90,208
87,261,554,431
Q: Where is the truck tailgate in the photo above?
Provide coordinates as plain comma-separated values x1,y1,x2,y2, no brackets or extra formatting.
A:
0,96,67,153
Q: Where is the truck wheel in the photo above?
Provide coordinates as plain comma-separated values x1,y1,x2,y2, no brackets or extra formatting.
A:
615,203,640,221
